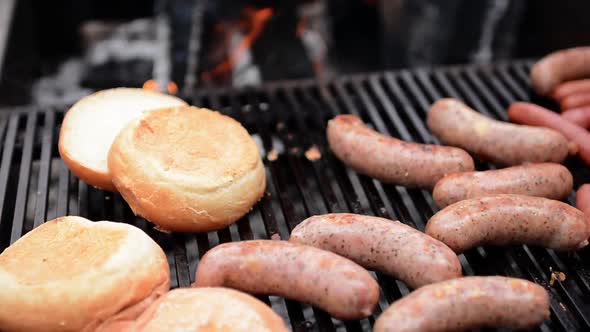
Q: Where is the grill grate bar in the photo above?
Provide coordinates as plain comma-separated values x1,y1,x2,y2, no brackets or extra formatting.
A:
414,69,443,100
496,64,530,101
448,69,497,119
33,111,55,227
10,112,37,243
56,160,69,217
432,70,463,100
395,72,439,142
464,69,508,120
512,62,533,87
481,68,517,105
0,114,19,250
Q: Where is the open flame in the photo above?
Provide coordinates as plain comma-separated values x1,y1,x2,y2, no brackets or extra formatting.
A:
142,80,178,95
202,7,274,81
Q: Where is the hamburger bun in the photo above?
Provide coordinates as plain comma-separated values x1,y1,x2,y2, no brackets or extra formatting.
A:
59,88,187,191
133,287,288,332
0,216,170,332
108,106,266,232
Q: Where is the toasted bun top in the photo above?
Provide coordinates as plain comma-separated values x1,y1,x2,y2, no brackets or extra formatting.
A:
0,216,170,332
59,88,187,190
117,105,261,192
0,216,127,284
134,288,288,332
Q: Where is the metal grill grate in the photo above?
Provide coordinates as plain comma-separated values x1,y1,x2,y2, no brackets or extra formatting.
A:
1,60,590,332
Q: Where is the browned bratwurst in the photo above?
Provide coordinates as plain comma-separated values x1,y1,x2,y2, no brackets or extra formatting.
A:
193,240,379,320
326,114,474,188
373,276,550,332
290,213,461,289
426,194,589,253
531,47,590,96
427,99,570,166
433,163,573,208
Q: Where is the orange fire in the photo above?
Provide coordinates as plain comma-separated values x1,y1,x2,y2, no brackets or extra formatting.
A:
203,7,274,81
142,80,178,95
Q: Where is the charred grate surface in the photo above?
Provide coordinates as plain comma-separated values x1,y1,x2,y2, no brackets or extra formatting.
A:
1,60,590,331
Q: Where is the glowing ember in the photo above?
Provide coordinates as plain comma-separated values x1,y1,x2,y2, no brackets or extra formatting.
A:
142,79,160,92
305,145,322,161
267,149,279,161
167,81,178,95
142,80,179,95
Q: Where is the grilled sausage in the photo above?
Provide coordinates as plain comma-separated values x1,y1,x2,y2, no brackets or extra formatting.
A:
326,114,474,188
531,47,590,96
428,99,569,166
508,102,590,165
562,106,590,128
432,163,573,208
426,194,589,253
552,79,590,101
560,92,590,110
193,240,379,320
373,276,550,332
289,213,462,289
576,184,590,231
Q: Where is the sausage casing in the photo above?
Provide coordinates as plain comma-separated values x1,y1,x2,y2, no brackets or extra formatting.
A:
426,194,589,253
327,114,474,188
576,184,590,231
433,163,573,208
508,102,590,166
290,213,462,288
562,106,590,128
427,99,570,166
552,79,590,101
531,47,590,96
374,276,550,332
193,240,379,320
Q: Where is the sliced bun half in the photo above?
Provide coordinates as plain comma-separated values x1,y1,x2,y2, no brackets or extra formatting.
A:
59,88,187,191
0,216,170,332
108,106,266,232
133,287,288,332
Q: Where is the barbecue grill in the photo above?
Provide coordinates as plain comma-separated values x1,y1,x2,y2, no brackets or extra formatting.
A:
1,59,590,332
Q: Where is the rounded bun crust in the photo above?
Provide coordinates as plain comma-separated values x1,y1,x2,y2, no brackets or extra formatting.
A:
59,88,187,191
108,106,266,232
133,287,288,332
0,216,170,332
